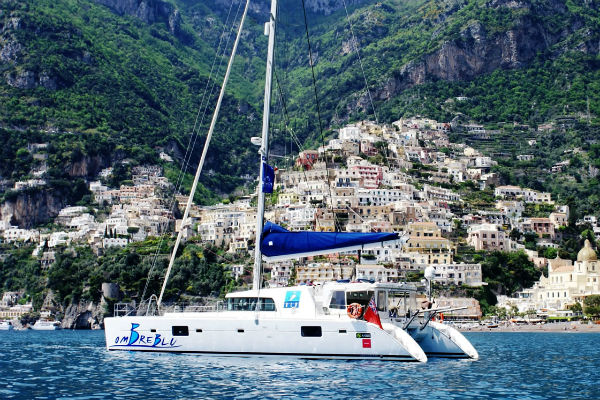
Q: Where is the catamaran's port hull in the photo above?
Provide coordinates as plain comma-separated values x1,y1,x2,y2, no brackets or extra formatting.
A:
104,313,427,362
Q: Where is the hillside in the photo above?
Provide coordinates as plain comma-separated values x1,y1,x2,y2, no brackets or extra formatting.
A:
268,0,600,135
0,0,262,198
1,0,599,213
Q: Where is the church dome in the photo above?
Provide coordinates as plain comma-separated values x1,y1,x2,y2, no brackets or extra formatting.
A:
577,239,597,262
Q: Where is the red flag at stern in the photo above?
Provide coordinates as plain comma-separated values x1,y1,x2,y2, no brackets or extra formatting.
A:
364,295,383,329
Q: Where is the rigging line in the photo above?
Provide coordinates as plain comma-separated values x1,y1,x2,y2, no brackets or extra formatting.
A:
186,0,245,172
341,0,379,125
299,0,325,145
167,0,242,227
158,0,251,307
273,75,321,230
141,0,244,304
299,0,338,230
141,0,240,304
339,1,391,169
176,0,239,190
273,71,321,230
273,71,303,151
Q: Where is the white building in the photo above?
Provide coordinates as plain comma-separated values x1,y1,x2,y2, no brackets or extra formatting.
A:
228,264,245,280
357,188,408,207
103,237,129,248
431,263,483,286
503,240,600,313
296,262,354,284
268,261,293,287
2,228,39,243
467,224,510,251
356,264,399,282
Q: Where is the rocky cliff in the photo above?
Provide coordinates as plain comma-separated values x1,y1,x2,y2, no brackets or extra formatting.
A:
0,154,107,228
62,301,104,329
0,188,66,228
303,0,370,15
369,0,599,102
68,155,108,178
92,0,183,37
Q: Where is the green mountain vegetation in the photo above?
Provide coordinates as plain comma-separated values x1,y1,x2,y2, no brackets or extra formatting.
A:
1,0,599,200
0,0,264,198
0,238,243,311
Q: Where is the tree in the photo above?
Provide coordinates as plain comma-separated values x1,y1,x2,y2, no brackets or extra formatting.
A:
509,229,522,241
569,302,583,314
480,251,540,296
583,295,600,318
288,266,297,286
542,247,558,259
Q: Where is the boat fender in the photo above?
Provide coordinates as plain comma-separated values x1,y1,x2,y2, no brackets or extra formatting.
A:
347,303,363,319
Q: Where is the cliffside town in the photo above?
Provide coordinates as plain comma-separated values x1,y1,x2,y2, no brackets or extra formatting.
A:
1,117,599,324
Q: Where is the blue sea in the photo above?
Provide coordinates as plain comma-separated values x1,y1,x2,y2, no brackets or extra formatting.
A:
1,330,598,399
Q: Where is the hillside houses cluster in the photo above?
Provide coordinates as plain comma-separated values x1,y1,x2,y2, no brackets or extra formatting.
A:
169,119,593,304
0,165,174,265
179,119,545,291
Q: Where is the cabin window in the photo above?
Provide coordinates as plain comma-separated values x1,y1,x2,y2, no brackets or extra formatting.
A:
329,291,346,309
172,326,189,336
301,326,322,337
377,291,386,312
226,297,276,311
346,291,373,309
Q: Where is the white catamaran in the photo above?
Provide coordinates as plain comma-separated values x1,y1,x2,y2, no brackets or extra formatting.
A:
104,0,477,362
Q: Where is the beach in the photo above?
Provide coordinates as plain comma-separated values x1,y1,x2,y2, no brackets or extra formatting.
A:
460,321,600,333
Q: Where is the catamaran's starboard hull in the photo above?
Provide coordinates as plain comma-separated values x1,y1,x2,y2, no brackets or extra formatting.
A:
408,321,479,359
104,313,427,362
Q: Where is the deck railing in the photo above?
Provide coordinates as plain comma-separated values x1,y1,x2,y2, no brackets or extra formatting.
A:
113,297,222,317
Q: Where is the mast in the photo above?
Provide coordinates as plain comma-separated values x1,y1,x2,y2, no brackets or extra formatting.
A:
157,0,251,308
253,0,278,290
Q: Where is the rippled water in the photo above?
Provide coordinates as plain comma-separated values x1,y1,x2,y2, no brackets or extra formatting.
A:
1,330,599,399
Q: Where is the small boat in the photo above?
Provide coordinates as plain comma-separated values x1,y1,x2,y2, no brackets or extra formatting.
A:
0,320,14,331
31,320,62,330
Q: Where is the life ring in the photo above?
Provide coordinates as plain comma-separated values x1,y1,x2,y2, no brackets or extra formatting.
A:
347,303,363,319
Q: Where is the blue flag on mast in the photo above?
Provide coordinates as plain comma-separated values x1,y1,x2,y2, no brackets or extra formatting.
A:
262,163,275,193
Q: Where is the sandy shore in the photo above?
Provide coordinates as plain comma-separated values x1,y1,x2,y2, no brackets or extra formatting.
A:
459,321,600,333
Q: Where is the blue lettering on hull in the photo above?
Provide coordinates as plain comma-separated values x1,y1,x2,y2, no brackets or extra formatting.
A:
111,323,181,349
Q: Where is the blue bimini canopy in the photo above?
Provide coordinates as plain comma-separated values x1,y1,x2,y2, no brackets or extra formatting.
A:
260,222,400,261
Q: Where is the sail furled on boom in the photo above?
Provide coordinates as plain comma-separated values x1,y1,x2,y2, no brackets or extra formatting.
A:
260,222,400,261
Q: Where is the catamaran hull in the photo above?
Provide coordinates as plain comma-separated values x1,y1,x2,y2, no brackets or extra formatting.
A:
104,313,427,362
408,321,479,359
